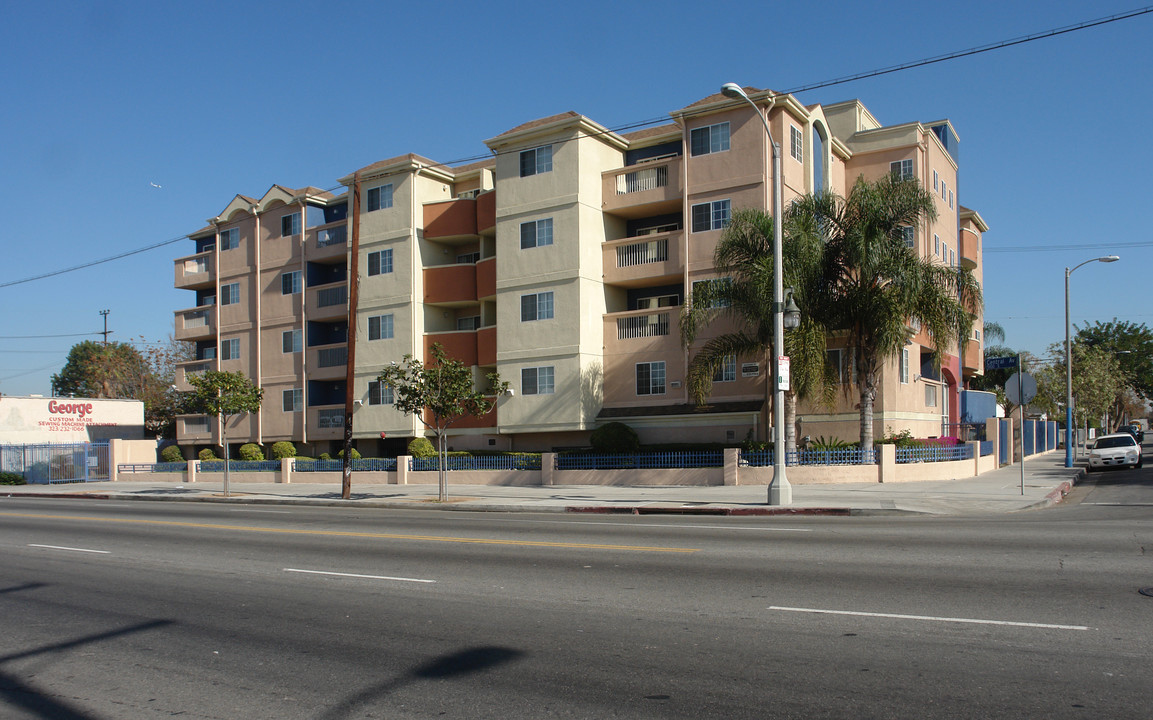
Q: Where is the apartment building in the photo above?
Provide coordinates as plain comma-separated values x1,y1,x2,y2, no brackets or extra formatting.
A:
172,87,985,456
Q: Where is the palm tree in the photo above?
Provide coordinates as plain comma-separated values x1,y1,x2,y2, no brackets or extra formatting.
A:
679,208,834,452
790,174,982,449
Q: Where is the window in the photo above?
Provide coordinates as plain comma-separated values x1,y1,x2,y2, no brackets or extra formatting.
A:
221,338,240,361
368,314,393,341
925,383,938,407
692,278,732,308
520,292,554,321
456,316,481,331
975,330,982,342
890,159,914,181
367,184,393,212
636,294,678,310
691,200,731,232
368,249,393,276
457,251,480,264
219,228,239,251
690,122,730,157
713,355,737,383
790,126,803,162
900,348,910,384
221,282,240,305
281,213,301,237
941,242,949,263
948,189,954,209
282,329,302,354
826,348,855,385
520,218,554,249
282,388,303,413
950,249,956,267
636,361,666,395
941,180,947,200
899,226,915,249
933,170,939,192
933,234,940,256
522,366,555,395
520,145,552,177
281,271,302,295
368,381,393,405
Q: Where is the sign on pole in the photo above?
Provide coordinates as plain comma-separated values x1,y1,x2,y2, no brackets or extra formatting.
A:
985,356,1019,371
1005,372,1037,406
778,356,790,391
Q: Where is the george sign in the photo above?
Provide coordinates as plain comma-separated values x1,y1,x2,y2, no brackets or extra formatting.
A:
985,356,1019,370
0,396,144,444
777,356,790,391
1005,372,1037,405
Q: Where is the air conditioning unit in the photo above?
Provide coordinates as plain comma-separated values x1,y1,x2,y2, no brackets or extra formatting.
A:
670,380,682,388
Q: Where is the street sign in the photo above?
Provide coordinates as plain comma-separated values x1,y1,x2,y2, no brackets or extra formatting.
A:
1005,372,1037,405
778,356,790,391
985,356,1019,370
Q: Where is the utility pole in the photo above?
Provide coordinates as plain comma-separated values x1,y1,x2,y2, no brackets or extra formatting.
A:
99,309,111,346
341,172,362,500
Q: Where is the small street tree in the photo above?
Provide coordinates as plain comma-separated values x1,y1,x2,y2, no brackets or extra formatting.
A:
377,343,508,502
186,370,264,497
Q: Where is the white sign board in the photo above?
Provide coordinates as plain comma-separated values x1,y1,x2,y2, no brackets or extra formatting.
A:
778,355,790,391
0,396,145,444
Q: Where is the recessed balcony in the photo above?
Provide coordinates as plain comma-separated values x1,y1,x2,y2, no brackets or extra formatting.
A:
601,156,683,219
307,282,348,321
424,264,478,305
602,231,684,288
307,222,348,263
174,306,216,342
174,252,214,289
309,405,345,440
175,358,217,391
425,330,478,367
960,231,979,270
309,343,348,381
424,198,478,239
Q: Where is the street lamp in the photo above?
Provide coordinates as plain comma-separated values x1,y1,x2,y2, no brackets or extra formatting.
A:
721,82,791,504
1065,255,1120,467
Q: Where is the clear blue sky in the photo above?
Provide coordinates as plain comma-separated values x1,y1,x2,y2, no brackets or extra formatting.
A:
2,1,1150,395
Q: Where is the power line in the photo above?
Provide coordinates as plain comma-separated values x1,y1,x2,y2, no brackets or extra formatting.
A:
0,332,100,339
986,240,1153,253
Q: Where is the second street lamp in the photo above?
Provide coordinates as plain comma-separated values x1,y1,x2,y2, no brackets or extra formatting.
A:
1065,255,1120,467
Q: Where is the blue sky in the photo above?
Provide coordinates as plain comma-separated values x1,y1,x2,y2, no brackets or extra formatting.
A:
2,1,1151,395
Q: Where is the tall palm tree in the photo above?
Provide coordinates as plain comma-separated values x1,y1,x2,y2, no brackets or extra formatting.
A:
679,208,834,452
790,174,982,449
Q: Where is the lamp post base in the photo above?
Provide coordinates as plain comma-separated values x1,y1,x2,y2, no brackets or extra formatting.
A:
769,474,792,505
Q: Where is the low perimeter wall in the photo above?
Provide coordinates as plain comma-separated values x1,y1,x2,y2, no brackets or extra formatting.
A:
116,442,1014,487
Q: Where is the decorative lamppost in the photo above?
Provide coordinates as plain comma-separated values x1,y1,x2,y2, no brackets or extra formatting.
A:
1065,255,1119,466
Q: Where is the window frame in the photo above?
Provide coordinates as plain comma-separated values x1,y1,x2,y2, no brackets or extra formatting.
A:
520,291,554,322
367,184,394,212
282,329,302,354
900,348,910,384
519,145,553,177
281,271,302,296
367,248,393,276
890,159,914,181
221,337,240,361
281,213,301,238
519,218,554,249
713,355,737,383
790,125,803,162
689,122,731,157
282,388,303,413
368,380,393,406
221,282,240,306
521,366,555,395
368,314,394,341
690,199,731,233
219,228,240,251
636,361,667,396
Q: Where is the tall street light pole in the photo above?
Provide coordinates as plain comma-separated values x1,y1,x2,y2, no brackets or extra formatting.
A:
1065,255,1119,467
721,82,793,505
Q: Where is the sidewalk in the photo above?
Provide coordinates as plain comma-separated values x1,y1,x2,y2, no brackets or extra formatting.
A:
3,452,1083,516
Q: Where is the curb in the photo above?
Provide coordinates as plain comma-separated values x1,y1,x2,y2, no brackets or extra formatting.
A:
1017,468,1084,512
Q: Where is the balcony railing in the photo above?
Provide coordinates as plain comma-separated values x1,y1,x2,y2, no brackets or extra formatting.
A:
616,165,668,194
317,225,347,247
316,408,344,429
317,346,348,368
316,285,347,308
616,238,668,267
617,312,670,339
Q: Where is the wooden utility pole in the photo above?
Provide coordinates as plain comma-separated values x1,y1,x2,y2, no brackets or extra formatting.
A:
341,172,362,500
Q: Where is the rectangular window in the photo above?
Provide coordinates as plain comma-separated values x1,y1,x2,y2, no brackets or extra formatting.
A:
368,314,394,341
790,126,803,162
282,388,303,413
925,383,938,407
367,249,393,276
281,271,302,295
281,213,301,237
456,316,481,331
368,380,393,405
826,348,855,385
890,159,914,181
941,180,947,200
933,170,939,192
950,249,956,267
221,338,240,361
948,189,954,209
367,184,393,212
636,361,666,396
520,292,554,321
221,282,240,305
457,252,480,264
692,278,732,308
690,122,730,157
713,355,737,383
519,145,553,177
691,200,731,232
900,226,915,249
282,329,302,354
219,228,239,251
900,348,910,384
521,366,555,395
933,234,940,256
941,242,948,263
520,218,554,249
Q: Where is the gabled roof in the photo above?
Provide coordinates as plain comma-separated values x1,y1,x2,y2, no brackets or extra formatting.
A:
489,111,581,141
621,123,680,143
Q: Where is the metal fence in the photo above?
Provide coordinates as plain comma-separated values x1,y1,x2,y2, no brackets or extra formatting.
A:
896,444,973,464
740,448,878,467
196,460,281,472
411,455,542,471
556,452,722,471
979,440,994,457
295,458,398,472
1,442,110,484
118,462,188,474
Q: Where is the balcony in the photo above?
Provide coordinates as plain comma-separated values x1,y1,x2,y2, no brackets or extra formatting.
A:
177,414,214,442
477,326,496,366
601,156,683,218
310,405,345,440
424,198,477,239
174,306,216,342
963,340,983,374
477,190,496,234
424,264,477,305
307,282,348,321
175,358,217,391
602,231,684,287
174,251,214,289
477,257,496,299
425,330,478,367
309,343,348,381
959,231,979,270
603,308,681,361
308,221,348,263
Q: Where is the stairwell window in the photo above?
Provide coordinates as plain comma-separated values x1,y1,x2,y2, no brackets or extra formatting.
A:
368,249,393,276
281,213,301,238
368,381,393,405
368,314,394,341
282,388,303,413
890,159,914,181
221,282,240,305
281,271,302,295
219,228,239,250
522,366,555,395
690,122,730,157
221,338,240,361
367,184,393,212
520,292,554,321
691,200,731,232
520,218,554,249
520,145,552,177
636,361,666,395
282,329,302,354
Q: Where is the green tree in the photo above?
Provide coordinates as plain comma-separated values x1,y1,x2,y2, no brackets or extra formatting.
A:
789,175,982,448
1074,319,1153,427
377,343,508,502
186,370,264,497
679,208,834,453
1037,341,1125,432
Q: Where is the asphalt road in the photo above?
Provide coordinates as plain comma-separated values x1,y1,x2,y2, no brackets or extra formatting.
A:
1,467,1150,719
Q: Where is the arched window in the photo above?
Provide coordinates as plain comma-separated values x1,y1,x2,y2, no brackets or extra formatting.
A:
812,122,828,194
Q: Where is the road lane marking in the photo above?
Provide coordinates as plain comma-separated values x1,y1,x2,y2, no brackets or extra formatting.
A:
285,568,435,583
488,518,813,532
0,512,698,554
768,606,1090,631
28,544,110,554
228,509,292,513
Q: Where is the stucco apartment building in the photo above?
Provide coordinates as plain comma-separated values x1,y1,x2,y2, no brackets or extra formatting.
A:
172,87,986,457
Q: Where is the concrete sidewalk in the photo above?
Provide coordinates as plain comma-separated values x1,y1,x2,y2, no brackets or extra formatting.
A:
2,451,1085,516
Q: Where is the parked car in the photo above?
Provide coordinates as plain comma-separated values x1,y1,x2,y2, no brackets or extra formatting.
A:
1087,433,1143,471
1127,424,1145,443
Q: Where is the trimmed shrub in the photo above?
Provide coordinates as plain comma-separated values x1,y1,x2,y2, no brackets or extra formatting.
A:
336,447,362,460
0,471,26,485
408,437,436,458
198,448,218,461
270,441,296,460
319,453,331,460
239,443,264,461
160,445,184,463
590,422,640,453
808,436,854,451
